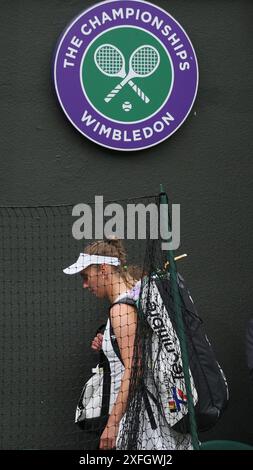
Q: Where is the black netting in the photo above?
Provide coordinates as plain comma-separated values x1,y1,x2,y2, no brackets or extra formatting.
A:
2,194,221,450
0,195,189,449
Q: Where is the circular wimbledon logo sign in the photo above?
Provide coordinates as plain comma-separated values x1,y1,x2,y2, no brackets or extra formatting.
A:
53,0,198,151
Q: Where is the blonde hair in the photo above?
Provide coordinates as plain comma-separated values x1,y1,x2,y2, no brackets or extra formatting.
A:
84,238,142,289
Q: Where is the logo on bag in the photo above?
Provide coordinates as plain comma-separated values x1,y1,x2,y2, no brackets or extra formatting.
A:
53,0,198,151
169,387,188,413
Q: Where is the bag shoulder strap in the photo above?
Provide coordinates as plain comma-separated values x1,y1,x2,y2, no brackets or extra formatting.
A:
100,351,111,417
110,297,136,309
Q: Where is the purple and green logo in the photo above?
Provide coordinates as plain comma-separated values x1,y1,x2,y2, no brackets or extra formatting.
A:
53,0,198,151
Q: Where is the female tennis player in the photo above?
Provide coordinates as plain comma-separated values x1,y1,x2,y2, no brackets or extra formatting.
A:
63,238,192,451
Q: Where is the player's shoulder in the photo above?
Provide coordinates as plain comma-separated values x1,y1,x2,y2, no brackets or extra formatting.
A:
110,301,136,316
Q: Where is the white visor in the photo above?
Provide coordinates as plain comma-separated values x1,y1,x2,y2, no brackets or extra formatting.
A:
63,253,121,275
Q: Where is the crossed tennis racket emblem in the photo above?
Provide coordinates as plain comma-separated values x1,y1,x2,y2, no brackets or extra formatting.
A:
94,44,160,104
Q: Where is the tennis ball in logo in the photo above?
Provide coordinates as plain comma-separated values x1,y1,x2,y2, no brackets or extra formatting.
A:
122,102,132,112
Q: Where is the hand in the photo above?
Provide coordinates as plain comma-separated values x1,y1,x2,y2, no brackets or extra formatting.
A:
91,333,103,351
99,421,119,450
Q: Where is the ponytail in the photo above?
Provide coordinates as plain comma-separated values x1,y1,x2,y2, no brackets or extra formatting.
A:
84,238,142,288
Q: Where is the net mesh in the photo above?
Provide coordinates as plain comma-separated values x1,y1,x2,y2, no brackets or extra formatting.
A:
0,195,197,450
95,46,123,75
115,239,195,450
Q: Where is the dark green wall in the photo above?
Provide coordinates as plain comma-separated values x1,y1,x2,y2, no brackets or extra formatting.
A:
1,0,253,449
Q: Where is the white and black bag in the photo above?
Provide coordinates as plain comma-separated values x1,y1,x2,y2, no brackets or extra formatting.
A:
75,337,111,432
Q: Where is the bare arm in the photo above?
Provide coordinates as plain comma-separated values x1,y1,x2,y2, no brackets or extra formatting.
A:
99,303,137,449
